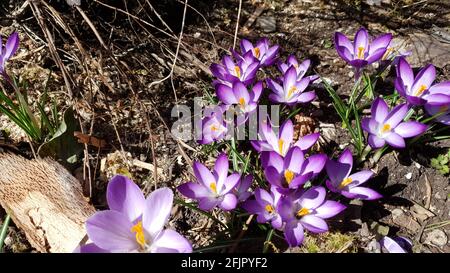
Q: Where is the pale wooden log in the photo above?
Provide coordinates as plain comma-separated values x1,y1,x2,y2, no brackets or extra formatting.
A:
0,153,96,253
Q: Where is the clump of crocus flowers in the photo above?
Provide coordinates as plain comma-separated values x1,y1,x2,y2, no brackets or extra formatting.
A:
80,26,449,253
79,175,192,253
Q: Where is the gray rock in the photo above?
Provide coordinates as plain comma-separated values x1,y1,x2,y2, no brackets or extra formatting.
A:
403,31,450,68
424,229,448,247
256,15,276,33
66,0,80,6
366,239,381,253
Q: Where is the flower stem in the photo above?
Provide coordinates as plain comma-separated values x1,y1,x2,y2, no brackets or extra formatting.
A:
357,144,372,164
262,228,274,253
0,214,11,253
372,146,389,164
230,137,238,171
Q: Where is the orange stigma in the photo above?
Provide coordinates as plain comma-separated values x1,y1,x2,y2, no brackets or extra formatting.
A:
357,46,365,59
339,177,353,189
381,124,391,133
254,47,260,59
284,170,295,184
234,66,241,78
415,84,427,96
131,221,146,248
296,207,310,217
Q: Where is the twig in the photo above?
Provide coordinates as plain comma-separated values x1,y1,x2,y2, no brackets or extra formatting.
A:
229,214,254,253
233,0,243,50
424,174,432,209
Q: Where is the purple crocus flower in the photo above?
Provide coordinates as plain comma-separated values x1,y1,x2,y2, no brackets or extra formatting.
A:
84,175,192,253
263,146,327,194
335,27,392,69
210,53,259,87
216,81,263,114
234,174,253,202
381,39,411,65
242,186,283,229
278,186,346,247
380,236,412,253
251,119,320,156
0,32,19,74
325,149,381,200
362,97,427,149
178,153,240,211
423,81,450,125
237,38,279,66
267,66,316,105
277,55,319,83
395,57,438,105
199,109,228,145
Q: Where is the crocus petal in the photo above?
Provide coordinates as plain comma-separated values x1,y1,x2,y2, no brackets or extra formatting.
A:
267,78,284,95
371,97,389,123
219,193,238,210
76,243,109,253
347,170,374,188
177,182,210,199
314,201,346,219
216,84,236,104
280,120,294,150
300,215,328,233
369,33,392,54
284,66,298,90
298,186,326,210
380,236,406,253
337,148,354,168
334,32,354,60
343,186,382,200
325,159,351,184
411,64,436,95
394,121,427,138
361,118,379,134
428,81,450,95
284,220,305,247
383,103,408,128
86,210,137,252
193,161,216,188
397,57,414,89
261,151,284,170
384,132,406,148
264,166,283,188
106,175,145,222
214,153,229,191
242,200,263,214
425,94,450,106
222,173,241,194
295,133,320,151
233,82,250,104
302,154,327,176
354,28,369,56
289,172,313,188
271,215,283,230
4,32,19,59
198,197,220,211
366,47,387,64
368,134,386,148
152,229,192,253
297,59,311,79
284,146,304,174
297,91,316,103
142,188,174,238
240,39,254,52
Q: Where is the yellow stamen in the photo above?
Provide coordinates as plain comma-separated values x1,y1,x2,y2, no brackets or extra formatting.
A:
284,170,295,184
296,207,310,217
278,139,284,155
382,47,394,60
381,124,391,133
234,66,241,78
415,84,427,96
357,46,365,59
130,221,146,248
211,125,219,132
254,47,260,59
339,177,353,189
265,204,275,214
287,85,297,98
239,97,246,108
210,182,217,194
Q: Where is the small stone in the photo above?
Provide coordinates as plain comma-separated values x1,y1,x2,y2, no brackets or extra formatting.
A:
424,229,448,247
360,222,371,237
405,172,413,179
256,15,276,33
348,71,354,78
366,239,381,253
414,162,421,169
392,208,404,219
193,32,201,38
